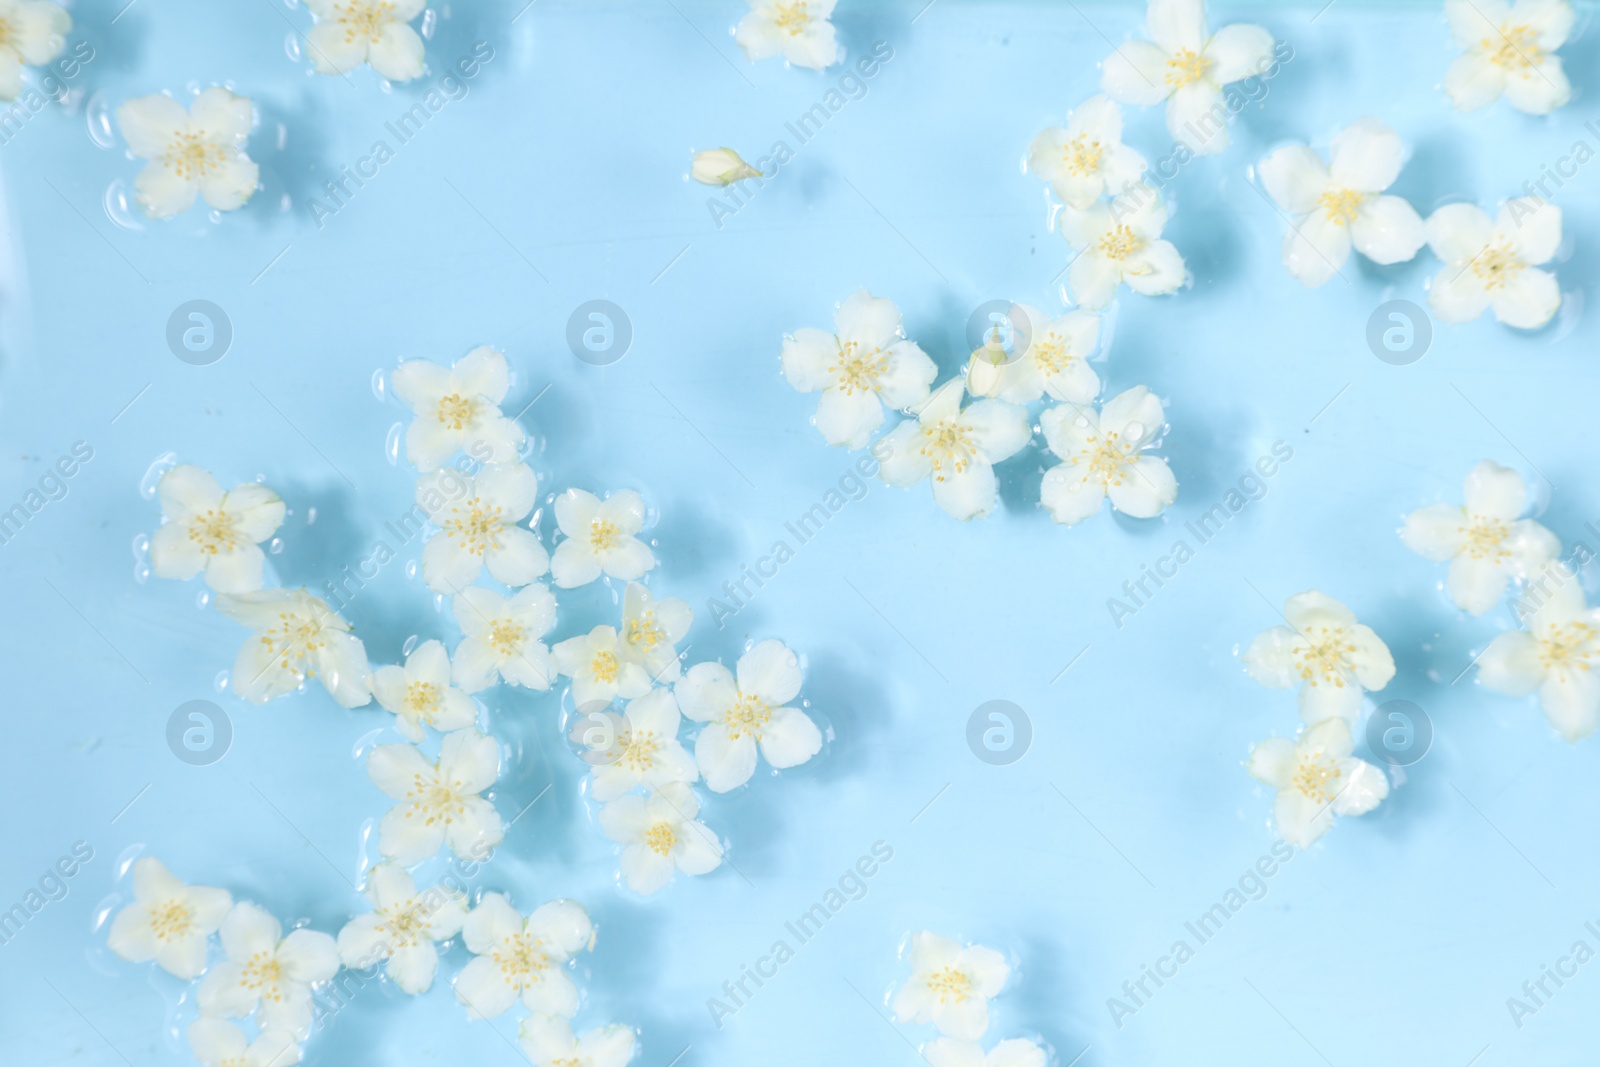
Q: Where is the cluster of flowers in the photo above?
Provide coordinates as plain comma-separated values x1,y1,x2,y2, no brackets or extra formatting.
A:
890,932,1045,1067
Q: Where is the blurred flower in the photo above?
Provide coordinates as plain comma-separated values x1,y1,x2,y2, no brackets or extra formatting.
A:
735,0,839,69
367,728,504,865
976,307,1101,406
1443,0,1573,114
551,489,655,588
197,902,339,1039
106,857,231,980
0,0,70,101
1242,590,1395,724
891,931,1010,1039
590,688,698,801
620,581,693,686
877,380,1031,521
1425,199,1562,329
923,1037,1048,1067
691,147,761,185
1028,95,1148,210
598,781,723,894
451,584,557,692
1039,386,1176,525
371,639,478,742
305,0,425,82
1062,191,1186,308
677,639,821,792
1478,562,1600,742
391,347,525,473
116,89,259,218
148,465,284,594
1247,718,1389,848
215,588,372,708
454,894,593,1019
336,862,467,995
416,462,548,594
520,1016,636,1067
187,1020,300,1067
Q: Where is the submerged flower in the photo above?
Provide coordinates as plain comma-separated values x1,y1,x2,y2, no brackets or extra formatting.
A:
734,0,838,70
598,780,723,894
691,147,761,185
551,489,655,588
116,89,259,219
106,857,232,980
1028,95,1148,210
1258,118,1427,288
877,380,1031,521
553,626,637,708
590,688,698,801
1401,460,1558,616
367,728,504,865
1477,564,1600,742
891,931,1011,1040
454,894,593,1020
305,0,426,82
147,465,285,594
520,1015,636,1067
619,581,693,686
197,902,339,1039
215,588,372,708
1426,199,1562,329
782,290,938,450
451,584,557,693
0,0,70,102
392,347,526,473
1243,590,1396,724
924,1038,1048,1067
676,639,822,792
1039,386,1176,525
1062,192,1186,308
187,1019,301,1067
972,306,1101,406
370,639,478,742
1247,718,1389,848
1100,0,1275,155
336,862,467,995
1443,0,1573,114
416,462,548,594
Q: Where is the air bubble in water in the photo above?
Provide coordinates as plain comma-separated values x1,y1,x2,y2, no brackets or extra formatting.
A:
214,670,230,692
371,368,387,402
85,92,116,149
196,590,211,610
385,423,403,465
402,634,420,656
404,559,419,581
103,180,144,232
269,537,285,555
139,453,177,499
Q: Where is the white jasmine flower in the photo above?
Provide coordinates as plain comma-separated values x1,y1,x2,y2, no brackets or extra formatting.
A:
367,728,504,865
619,581,693,686
590,688,698,801
416,462,548,594
978,306,1101,406
0,0,70,101
553,626,636,707
1100,0,1275,155
370,639,478,743
598,781,723,894
197,902,339,1039
215,588,372,708
1425,199,1562,329
454,893,593,1020
1478,564,1600,742
392,347,526,473
115,89,259,219
1243,590,1396,724
1443,0,1573,114
305,0,426,82
782,290,938,450
676,639,821,792
336,862,467,995
924,1037,1048,1067
520,1015,636,1067
106,857,232,980
1247,718,1389,848
551,489,655,588
734,0,838,70
1062,192,1186,308
451,584,557,693
1039,386,1176,525
876,380,1031,522
691,147,761,185
891,931,1010,1040
187,1019,301,1067
1258,118,1427,288
1401,460,1559,616
1028,95,1148,210
147,465,285,594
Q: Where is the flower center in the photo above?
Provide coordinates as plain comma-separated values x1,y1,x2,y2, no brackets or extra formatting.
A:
926,966,973,1002
1482,24,1543,69
1063,134,1104,177
379,902,429,948
259,611,327,677
436,392,477,430
723,693,772,740
1470,242,1525,291
921,419,975,481
620,730,661,772
1077,430,1134,485
1165,48,1212,88
626,610,665,652
238,950,285,997
337,0,396,42
589,519,621,552
1030,338,1073,375
406,771,466,825
0,20,11,48
645,821,677,856
187,508,240,555
1098,224,1144,261
827,339,889,395
148,899,195,942
488,619,525,657
771,1,812,34
405,680,440,715
1292,625,1356,686
1291,751,1343,804
165,133,226,182
492,933,551,986
1461,517,1510,561
444,500,505,556
1318,188,1364,225
590,649,619,683
1539,621,1598,673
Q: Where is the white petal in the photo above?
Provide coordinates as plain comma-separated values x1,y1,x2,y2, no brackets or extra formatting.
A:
1259,145,1330,216
1147,0,1207,53
1463,459,1527,519
1504,57,1571,115
1205,22,1274,83
834,289,902,350
1329,117,1404,192
695,723,758,793
933,462,999,522
758,707,822,769
812,387,883,450
675,662,738,722
1444,52,1506,111
1100,38,1172,106
1107,455,1177,518
117,93,188,158
368,23,426,82
1167,83,1229,155
1448,556,1510,616
1247,737,1295,789
1352,196,1426,265
1401,503,1467,560
781,328,837,393
1040,464,1106,525
1426,202,1495,263
1282,213,1351,288
1540,671,1600,742
1476,630,1544,695
1491,267,1561,330
1242,627,1300,688
1503,200,1561,265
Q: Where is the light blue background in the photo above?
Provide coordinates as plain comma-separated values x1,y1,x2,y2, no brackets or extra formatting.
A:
2,1,1597,1064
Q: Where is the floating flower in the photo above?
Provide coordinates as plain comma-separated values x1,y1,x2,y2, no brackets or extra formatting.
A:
1242,590,1396,724
1100,0,1275,155
147,465,285,594
924,1038,1048,1067
367,728,504,865
1478,564,1600,742
392,347,526,473
336,862,467,995
970,306,1101,406
1039,386,1176,525
1028,95,1148,210
1443,0,1573,114
734,0,839,70
1425,199,1562,329
1401,460,1559,616
1061,191,1186,308
450,584,557,693
554,626,639,708
215,588,372,708
598,781,723,894
106,857,232,980
197,902,339,1039
416,462,548,594
876,380,1031,521
619,581,693,686
676,639,821,792
520,1015,636,1067
187,1019,301,1067
891,931,1011,1040
454,893,593,1020
781,290,938,450
305,0,426,82
551,489,655,588
0,0,70,102
590,689,698,801
1247,718,1389,847
116,89,258,220
1257,117,1427,288
371,639,478,744
691,147,761,185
